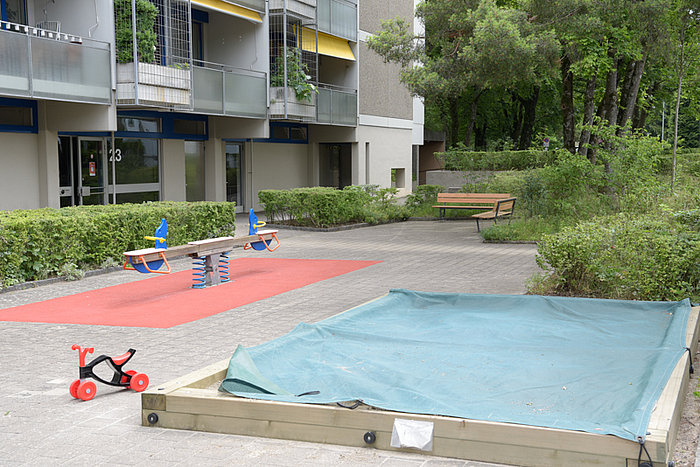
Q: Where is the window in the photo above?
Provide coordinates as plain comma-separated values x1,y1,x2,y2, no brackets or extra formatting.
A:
109,138,160,184
117,117,160,133
1,0,27,24
263,122,308,143
173,118,206,136
0,98,37,133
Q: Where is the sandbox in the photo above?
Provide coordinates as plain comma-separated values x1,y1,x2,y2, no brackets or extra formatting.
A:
142,291,699,466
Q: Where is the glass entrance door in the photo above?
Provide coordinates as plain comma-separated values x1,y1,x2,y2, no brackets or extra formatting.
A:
78,138,106,205
319,143,352,188
225,142,244,212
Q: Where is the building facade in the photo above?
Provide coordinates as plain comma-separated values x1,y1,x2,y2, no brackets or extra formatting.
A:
0,0,422,211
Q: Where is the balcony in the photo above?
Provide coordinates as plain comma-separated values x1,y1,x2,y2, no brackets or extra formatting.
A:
269,86,317,121
230,0,266,12
317,0,357,41
193,62,267,119
116,61,191,108
317,84,356,126
0,21,111,104
269,0,316,19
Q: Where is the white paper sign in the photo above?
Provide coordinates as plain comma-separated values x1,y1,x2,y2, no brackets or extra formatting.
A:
390,418,434,451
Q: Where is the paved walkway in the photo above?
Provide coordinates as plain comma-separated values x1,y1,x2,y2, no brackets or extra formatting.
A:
0,219,546,465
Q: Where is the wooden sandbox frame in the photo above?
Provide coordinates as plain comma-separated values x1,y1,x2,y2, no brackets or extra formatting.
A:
142,306,699,466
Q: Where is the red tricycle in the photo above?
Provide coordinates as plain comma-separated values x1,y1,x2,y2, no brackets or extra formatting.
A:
69,345,149,401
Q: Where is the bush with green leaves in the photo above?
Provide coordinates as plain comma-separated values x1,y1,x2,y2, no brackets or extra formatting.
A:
0,202,237,287
532,213,700,301
258,185,408,228
114,0,158,64
270,48,317,102
404,185,444,216
437,144,556,171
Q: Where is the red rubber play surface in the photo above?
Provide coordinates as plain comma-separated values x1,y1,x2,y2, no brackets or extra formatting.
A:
0,258,380,328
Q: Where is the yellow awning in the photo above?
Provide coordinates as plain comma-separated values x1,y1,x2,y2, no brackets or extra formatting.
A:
298,27,355,61
191,0,262,23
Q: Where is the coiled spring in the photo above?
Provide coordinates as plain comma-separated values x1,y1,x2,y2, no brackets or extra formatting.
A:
192,256,206,289
219,253,230,283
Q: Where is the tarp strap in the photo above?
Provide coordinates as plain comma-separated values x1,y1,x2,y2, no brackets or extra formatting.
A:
336,400,361,409
636,438,653,467
685,347,695,374
296,390,320,397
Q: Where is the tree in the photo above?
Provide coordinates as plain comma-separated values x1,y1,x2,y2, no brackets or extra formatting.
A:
527,0,669,154
368,0,559,148
667,2,700,189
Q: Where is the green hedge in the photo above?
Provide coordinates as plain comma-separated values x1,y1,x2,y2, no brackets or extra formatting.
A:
258,185,408,228
0,202,237,287
437,147,557,171
533,213,700,301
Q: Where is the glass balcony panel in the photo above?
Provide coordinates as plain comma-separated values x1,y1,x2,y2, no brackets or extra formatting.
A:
193,66,224,114
224,72,267,118
317,0,331,34
230,0,266,13
331,89,356,125
30,38,111,103
330,0,356,41
0,32,30,96
317,87,332,123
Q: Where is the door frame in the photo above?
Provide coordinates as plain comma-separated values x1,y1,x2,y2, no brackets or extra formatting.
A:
77,136,108,205
225,141,245,213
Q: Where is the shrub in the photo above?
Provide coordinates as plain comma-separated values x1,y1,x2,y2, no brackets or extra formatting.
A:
533,213,700,301
437,144,556,171
0,202,237,287
405,185,443,210
258,185,408,227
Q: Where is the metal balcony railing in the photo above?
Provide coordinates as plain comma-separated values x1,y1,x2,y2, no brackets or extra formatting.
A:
192,61,267,118
0,21,111,104
317,84,356,126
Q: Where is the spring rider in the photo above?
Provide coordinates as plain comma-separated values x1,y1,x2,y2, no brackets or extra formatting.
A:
244,209,280,252
122,218,170,274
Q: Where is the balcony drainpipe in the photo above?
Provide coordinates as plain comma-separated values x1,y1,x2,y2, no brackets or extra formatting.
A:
88,0,99,37
131,0,139,104
111,132,116,204
187,0,193,111
283,0,288,119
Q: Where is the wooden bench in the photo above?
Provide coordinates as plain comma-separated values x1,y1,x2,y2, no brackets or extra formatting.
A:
432,193,516,231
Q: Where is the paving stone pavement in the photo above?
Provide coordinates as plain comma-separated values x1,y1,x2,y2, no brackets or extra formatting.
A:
0,219,546,466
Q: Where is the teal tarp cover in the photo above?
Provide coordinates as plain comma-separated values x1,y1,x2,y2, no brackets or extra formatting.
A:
219,289,691,442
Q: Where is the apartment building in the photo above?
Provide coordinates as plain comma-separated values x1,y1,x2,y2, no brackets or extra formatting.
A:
0,0,423,211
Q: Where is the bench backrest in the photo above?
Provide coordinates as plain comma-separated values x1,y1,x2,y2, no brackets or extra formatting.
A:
436,193,511,205
494,197,516,214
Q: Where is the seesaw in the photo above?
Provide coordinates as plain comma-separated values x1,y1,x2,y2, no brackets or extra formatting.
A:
122,210,280,288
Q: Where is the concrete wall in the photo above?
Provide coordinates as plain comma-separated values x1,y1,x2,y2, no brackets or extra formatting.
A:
319,55,357,89
45,101,116,133
206,12,267,73
249,142,309,208
160,139,186,201
0,133,40,210
28,0,114,41
357,125,412,195
418,140,445,185
359,0,413,35
358,42,412,120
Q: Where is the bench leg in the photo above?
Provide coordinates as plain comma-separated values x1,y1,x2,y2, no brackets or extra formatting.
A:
476,218,480,232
